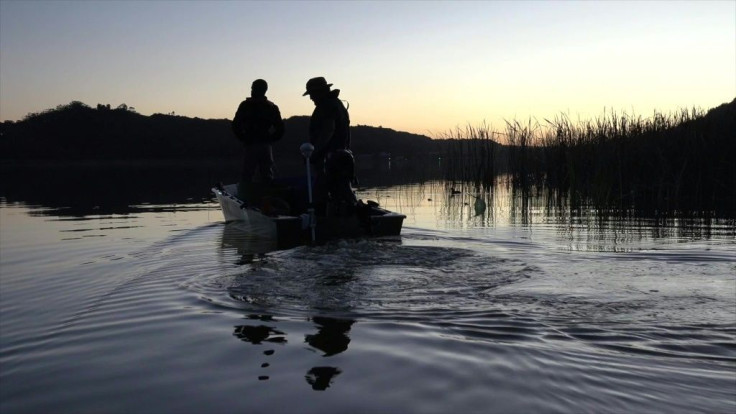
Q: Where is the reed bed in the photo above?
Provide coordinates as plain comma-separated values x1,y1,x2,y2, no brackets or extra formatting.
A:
436,121,501,195
440,101,736,217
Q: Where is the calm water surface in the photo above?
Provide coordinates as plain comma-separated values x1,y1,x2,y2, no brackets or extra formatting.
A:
1,172,735,413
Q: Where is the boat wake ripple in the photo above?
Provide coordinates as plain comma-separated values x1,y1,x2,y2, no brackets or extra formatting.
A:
42,222,735,369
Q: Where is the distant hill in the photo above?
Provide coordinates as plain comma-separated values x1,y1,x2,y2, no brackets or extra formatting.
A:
0,101,438,161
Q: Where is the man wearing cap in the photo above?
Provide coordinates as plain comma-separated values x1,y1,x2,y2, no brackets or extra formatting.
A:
302,77,356,212
232,79,284,184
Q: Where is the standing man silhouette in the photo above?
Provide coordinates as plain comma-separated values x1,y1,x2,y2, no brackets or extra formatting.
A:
302,76,356,212
232,79,284,184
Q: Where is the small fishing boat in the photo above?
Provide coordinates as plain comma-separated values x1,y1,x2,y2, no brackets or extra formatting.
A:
212,143,404,248
212,182,405,248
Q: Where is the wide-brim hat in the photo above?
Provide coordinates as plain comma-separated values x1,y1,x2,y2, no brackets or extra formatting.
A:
303,77,333,96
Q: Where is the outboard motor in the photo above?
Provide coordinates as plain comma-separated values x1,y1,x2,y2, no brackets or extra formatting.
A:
325,149,358,216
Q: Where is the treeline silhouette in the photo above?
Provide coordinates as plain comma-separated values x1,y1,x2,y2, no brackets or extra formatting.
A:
0,101,438,161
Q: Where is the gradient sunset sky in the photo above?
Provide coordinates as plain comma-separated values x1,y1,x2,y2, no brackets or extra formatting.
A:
1,0,734,136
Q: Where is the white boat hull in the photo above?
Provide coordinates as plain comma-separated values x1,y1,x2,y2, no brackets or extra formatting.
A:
212,183,405,248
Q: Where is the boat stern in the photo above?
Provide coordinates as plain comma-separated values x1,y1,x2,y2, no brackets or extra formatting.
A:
369,212,406,237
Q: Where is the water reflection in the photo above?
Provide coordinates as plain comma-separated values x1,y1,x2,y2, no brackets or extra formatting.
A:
233,324,286,345
230,314,355,390
232,314,287,382
4,163,731,249
305,367,342,391
368,179,735,248
0,162,433,217
4,164,734,412
223,224,358,390
305,316,354,357
220,222,277,263
223,223,358,390
303,316,355,391
0,163,233,216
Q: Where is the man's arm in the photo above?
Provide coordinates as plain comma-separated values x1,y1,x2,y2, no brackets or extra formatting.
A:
231,102,246,141
270,105,285,142
311,118,335,162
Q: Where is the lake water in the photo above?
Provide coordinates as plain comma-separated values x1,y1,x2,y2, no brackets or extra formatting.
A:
1,165,735,413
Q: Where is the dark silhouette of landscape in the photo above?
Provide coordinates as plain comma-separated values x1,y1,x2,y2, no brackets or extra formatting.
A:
0,101,437,162
0,102,443,215
1,99,733,216
439,99,735,217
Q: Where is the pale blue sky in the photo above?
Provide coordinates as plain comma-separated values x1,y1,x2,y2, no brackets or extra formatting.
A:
1,0,734,135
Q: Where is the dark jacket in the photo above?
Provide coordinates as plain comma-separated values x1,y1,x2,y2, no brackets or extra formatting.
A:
309,89,350,162
232,96,284,145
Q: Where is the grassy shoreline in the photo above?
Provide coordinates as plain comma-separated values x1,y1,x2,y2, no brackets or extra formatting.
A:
440,100,736,216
